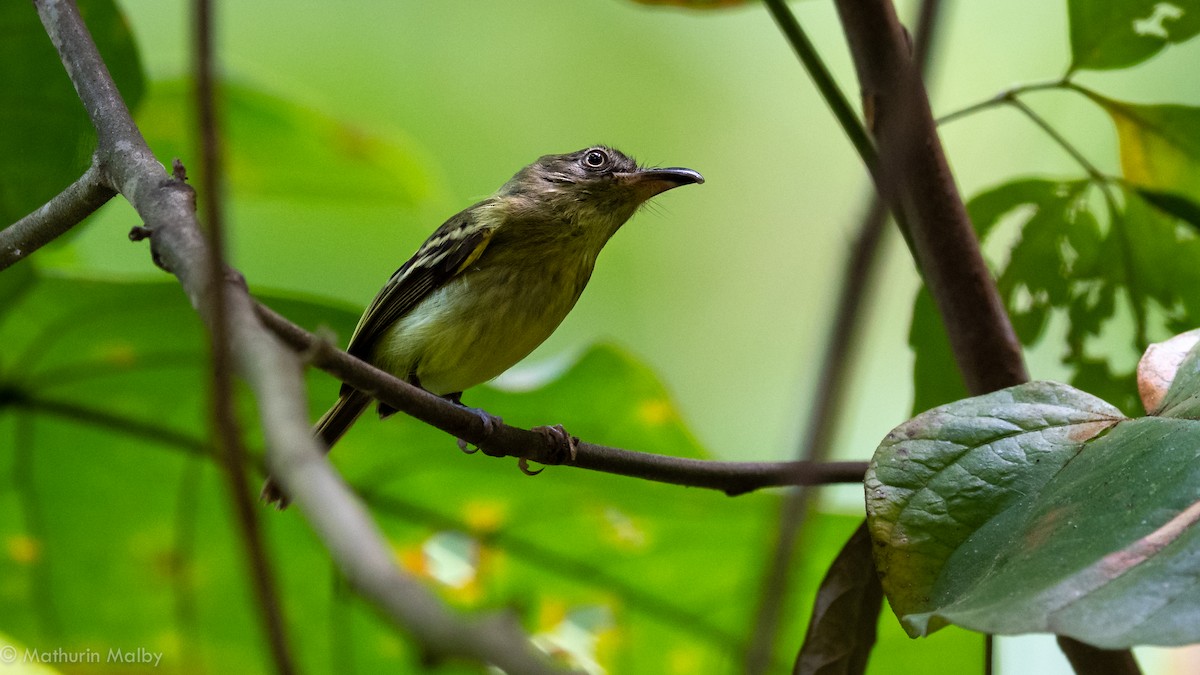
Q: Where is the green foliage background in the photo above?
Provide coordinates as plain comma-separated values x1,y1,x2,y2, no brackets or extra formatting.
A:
5,0,1200,673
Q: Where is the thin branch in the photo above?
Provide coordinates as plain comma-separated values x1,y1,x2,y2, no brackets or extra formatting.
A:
0,160,114,271
936,78,1070,125
32,1,570,671
191,0,295,672
252,300,867,493
744,197,889,675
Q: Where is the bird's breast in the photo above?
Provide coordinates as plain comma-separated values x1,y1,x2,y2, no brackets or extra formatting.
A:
372,252,595,396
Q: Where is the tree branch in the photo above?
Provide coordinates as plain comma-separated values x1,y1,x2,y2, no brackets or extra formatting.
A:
32,1,569,671
834,0,1027,396
0,160,114,271
833,1,1137,673
252,300,867,493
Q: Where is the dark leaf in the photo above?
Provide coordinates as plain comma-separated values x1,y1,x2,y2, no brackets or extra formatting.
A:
793,522,883,675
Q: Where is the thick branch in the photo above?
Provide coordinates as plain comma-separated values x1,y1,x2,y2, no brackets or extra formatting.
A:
253,301,867,494
833,0,1027,394
0,161,114,271
32,1,568,671
834,2,1137,673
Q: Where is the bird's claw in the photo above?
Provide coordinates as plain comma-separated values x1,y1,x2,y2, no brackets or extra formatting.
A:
456,406,502,455
518,458,544,476
533,424,578,464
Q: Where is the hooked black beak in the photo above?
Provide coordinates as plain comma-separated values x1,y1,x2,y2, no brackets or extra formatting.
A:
621,167,705,199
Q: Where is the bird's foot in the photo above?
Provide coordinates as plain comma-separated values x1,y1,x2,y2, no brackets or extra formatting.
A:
454,405,503,455
524,424,578,475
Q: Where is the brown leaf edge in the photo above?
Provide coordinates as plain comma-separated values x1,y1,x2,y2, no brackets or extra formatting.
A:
793,521,883,675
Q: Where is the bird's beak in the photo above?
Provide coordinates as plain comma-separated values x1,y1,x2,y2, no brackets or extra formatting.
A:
621,167,705,200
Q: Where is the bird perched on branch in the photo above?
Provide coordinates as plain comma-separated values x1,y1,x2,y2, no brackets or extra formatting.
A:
263,145,703,505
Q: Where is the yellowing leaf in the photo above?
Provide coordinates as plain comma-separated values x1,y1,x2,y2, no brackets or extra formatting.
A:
1092,94,1200,201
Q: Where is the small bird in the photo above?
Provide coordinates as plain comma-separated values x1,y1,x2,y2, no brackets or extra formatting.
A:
263,146,702,505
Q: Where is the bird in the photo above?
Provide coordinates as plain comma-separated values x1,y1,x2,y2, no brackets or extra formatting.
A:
263,145,703,505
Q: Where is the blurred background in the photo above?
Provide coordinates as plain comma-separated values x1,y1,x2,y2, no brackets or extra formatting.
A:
26,0,1200,672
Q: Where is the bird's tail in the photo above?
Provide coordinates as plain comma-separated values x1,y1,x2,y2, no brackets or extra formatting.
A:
260,389,371,508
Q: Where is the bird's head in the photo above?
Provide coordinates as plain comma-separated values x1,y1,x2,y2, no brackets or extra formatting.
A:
496,146,703,241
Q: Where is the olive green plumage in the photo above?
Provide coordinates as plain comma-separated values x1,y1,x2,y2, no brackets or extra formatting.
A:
264,146,701,505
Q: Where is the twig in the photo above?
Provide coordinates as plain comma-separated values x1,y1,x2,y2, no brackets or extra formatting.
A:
0,160,114,271
191,0,295,672
252,300,867,493
936,78,1070,125
32,1,570,671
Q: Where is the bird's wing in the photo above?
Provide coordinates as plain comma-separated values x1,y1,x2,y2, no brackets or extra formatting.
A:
344,201,497,364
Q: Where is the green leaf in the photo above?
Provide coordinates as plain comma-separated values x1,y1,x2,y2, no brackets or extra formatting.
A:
0,0,144,225
1092,95,1200,203
1069,0,1200,72
0,272,836,672
135,80,436,206
867,374,1200,648
932,178,1200,417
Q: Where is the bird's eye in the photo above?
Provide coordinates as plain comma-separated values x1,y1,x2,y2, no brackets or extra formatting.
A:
583,149,609,170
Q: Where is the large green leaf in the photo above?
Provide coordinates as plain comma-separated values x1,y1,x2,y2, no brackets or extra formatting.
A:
0,0,144,225
867,373,1200,648
1068,0,1200,72
135,80,436,206
0,271,832,672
